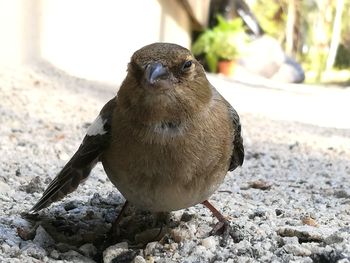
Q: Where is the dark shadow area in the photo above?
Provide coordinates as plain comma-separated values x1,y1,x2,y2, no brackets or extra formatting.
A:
21,193,179,263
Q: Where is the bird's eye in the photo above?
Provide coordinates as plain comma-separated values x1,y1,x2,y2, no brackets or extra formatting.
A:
182,60,193,71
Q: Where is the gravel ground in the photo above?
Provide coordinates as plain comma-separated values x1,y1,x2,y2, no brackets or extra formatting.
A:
0,65,349,263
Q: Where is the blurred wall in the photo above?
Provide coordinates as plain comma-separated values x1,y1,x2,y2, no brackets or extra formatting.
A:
0,0,197,84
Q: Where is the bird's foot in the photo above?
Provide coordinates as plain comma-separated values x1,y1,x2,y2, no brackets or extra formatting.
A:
209,218,242,246
202,200,243,246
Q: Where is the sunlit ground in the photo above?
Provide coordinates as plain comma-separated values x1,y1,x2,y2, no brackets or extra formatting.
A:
209,73,350,130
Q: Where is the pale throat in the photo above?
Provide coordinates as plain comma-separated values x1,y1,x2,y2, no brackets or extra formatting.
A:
151,120,185,136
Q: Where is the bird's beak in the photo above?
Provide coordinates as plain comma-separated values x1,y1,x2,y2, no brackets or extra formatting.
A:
145,62,169,85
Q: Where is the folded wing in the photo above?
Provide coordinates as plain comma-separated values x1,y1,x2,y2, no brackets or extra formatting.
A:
228,106,244,171
30,98,116,213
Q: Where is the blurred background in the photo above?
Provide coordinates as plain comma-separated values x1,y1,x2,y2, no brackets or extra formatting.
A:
1,2,350,262
1,0,349,86
0,0,203,84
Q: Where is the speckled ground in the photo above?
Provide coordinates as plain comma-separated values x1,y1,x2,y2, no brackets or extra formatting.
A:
0,65,349,263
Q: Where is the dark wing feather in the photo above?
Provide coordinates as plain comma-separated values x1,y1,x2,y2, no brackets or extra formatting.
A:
228,105,244,171
30,97,117,213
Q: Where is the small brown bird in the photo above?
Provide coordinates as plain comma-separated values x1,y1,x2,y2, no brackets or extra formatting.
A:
30,43,244,243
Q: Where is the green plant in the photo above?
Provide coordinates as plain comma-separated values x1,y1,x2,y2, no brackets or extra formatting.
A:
192,16,246,72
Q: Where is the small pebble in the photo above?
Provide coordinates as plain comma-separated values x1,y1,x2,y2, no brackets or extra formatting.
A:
64,200,84,211
79,243,97,258
283,244,312,256
21,242,47,260
201,236,217,250
33,225,55,249
180,212,193,222
133,255,147,263
170,225,195,243
144,241,159,256
19,176,43,193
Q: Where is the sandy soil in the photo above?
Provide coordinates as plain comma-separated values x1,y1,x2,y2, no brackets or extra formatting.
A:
0,65,349,263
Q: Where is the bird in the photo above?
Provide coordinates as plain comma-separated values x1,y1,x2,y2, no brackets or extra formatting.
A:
30,42,244,244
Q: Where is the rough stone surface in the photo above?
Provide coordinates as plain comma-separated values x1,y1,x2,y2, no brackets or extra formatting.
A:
79,243,98,258
103,243,138,263
0,65,349,262
33,225,55,249
132,255,147,263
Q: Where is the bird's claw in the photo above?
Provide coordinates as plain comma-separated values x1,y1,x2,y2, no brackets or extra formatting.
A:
210,219,242,246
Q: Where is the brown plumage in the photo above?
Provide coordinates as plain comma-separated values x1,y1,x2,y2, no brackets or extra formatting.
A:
30,43,244,243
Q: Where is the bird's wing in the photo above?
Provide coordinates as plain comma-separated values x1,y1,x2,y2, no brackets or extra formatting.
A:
228,105,244,171
30,97,117,213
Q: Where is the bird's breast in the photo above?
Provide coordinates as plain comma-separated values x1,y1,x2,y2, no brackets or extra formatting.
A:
102,104,233,211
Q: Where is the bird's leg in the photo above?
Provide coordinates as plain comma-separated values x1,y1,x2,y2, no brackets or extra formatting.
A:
100,201,130,252
202,200,242,246
110,200,129,235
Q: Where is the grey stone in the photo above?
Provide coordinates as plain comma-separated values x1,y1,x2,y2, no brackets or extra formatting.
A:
201,236,217,250
79,243,97,258
103,242,138,263
0,223,21,247
60,250,96,263
132,255,147,263
144,241,159,256
19,176,43,193
277,226,335,242
64,200,84,211
49,249,60,259
21,242,47,260
0,181,11,194
180,212,193,222
324,233,344,245
170,223,196,243
281,236,300,245
334,189,350,198
33,225,55,249
283,244,312,256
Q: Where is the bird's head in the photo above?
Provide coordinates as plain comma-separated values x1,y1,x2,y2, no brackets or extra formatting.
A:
129,43,204,90
118,43,213,123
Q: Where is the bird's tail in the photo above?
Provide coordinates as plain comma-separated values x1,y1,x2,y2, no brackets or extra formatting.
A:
29,160,96,213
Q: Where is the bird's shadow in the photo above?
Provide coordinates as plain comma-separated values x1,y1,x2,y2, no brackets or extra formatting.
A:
20,194,178,262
